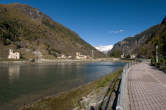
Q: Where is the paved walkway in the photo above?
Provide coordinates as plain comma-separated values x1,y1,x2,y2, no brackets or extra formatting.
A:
128,62,166,110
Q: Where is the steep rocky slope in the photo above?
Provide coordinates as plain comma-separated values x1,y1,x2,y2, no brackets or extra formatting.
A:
0,3,104,59
109,24,159,58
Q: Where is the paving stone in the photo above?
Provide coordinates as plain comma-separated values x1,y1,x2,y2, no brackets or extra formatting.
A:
128,63,166,110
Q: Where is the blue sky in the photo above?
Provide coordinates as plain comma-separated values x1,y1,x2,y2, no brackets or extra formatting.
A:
0,0,166,46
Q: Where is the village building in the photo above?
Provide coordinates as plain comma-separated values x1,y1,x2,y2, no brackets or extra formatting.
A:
33,50,43,62
130,54,136,59
76,52,87,59
8,49,20,59
121,54,125,58
67,56,72,59
57,54,66,59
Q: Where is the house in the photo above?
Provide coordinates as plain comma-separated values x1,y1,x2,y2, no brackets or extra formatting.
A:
57,54,66,59
67,56,72,59
33,50,43,58
33,50,43,62
76,52,87,59
130,54,136,59
8,49,20,59
121,54,125,58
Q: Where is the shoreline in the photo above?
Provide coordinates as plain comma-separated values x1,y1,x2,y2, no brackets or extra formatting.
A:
0,61,125,110
19,68,123,110
0,58,123,65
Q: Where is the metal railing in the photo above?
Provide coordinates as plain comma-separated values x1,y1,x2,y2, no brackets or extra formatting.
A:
116,62,136,110
97,61,136,110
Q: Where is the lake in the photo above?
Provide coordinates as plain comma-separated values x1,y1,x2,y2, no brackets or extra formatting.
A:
0,61,125,110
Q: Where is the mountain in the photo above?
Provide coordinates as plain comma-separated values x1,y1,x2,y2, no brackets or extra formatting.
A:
0,3,105,60
109,16,166,63
109,24,159,58
95,45,113,54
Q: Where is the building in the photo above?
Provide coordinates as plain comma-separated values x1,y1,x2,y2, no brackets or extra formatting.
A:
33,50,43,62
76,52,87,59
67,56,72,59
130,54,136,59
57,54,66,59
121,54,125,58
8,49,20,59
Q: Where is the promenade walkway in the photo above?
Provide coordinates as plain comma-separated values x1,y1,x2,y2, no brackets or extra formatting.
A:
128,62,166,110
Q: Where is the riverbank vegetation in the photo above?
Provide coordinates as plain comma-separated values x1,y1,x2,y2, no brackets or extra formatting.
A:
20,68,123,110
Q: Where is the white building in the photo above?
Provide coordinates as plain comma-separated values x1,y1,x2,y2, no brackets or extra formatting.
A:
130,54,136,59
57,54,66,59
76,52,87,59
8,49,20,59
67,56,72,59
121,54,125,58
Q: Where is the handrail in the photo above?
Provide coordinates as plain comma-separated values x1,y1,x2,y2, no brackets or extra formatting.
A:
98,62,136,110
116,62,136,110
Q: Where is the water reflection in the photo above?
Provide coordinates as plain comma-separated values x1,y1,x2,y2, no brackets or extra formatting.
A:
0,62,125,110
8,64,20,82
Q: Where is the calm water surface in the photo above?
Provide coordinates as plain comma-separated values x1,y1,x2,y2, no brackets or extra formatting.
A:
0,61,125,110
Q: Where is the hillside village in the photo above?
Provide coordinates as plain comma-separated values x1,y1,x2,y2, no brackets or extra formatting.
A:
0,4,105,60
7,49,93,60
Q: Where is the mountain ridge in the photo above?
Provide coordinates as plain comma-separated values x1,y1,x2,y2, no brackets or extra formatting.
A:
0,3,105,59
109,24,160,58
109,16,166,65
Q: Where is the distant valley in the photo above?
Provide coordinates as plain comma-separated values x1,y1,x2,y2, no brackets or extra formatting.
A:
95,45,113,54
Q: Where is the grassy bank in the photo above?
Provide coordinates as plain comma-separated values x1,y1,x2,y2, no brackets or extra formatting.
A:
20,68,123,110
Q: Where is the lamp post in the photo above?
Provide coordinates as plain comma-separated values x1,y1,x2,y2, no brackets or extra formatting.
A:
156,45,158,63
91,50,94,58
